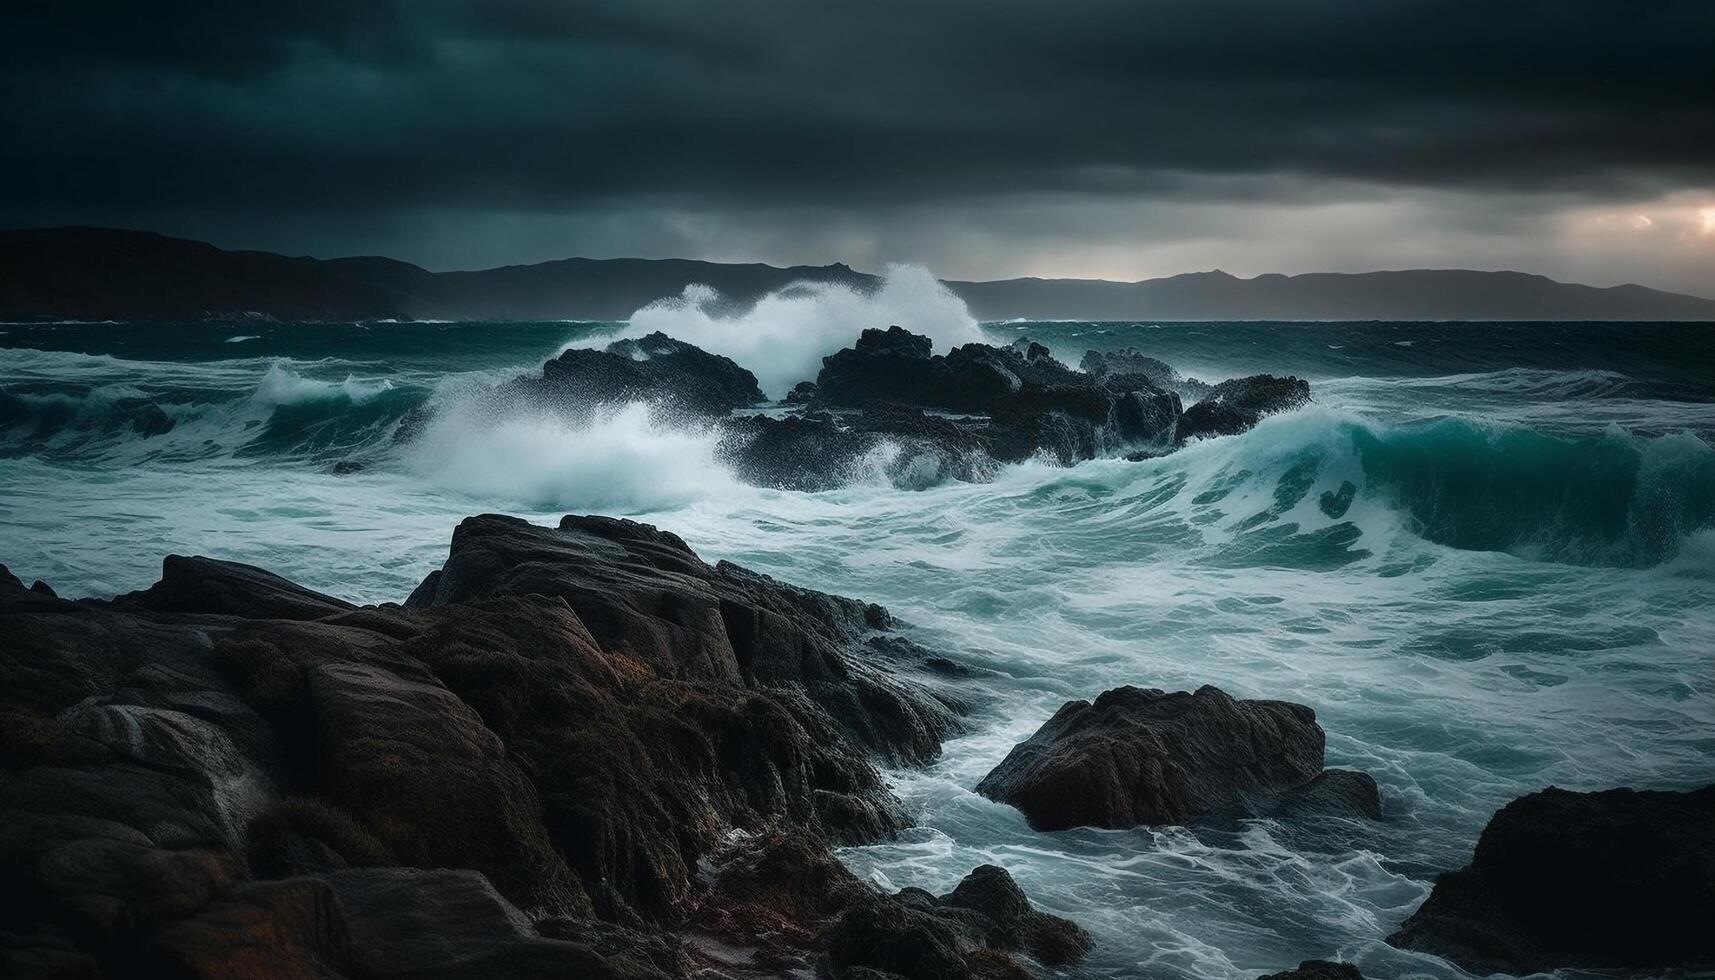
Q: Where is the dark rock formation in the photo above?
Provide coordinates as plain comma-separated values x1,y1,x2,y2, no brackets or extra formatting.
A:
719,407,997,492
1108,384,1184,450
1263,769,1383,820
1388,784,1715,975
395,325,1308,492
1,516,1090,980
1176,374,1311,441
1255,961,1364,980
821,864,1091,980
974,685,1376,831
531,331,765,417
717,327,1208,486
114,553,357,620
810,329,1315,465
1080,348,1184,389
815,327,1093,415
719,413,887,492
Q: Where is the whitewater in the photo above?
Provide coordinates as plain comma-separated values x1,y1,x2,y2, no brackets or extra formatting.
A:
3,277,1713,980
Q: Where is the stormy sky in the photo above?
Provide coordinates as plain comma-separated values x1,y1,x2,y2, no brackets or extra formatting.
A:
4,0,1714,293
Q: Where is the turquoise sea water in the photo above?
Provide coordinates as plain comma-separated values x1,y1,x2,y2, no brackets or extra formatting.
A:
3,315,1713,979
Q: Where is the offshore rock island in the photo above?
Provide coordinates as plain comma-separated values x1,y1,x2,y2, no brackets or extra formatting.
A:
391,326,1312,493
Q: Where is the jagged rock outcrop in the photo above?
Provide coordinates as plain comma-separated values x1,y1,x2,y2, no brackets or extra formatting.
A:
1175,374,1311,441
529,331,765,417
813,327,1083,414
114,554,357,620
820,863,1091,980
719,408,997,492
718,327,1198,486
401,327,1309,492
1080,347,1210,400
974,685,1379,831
0,516,1092,980
1388,784,1715,975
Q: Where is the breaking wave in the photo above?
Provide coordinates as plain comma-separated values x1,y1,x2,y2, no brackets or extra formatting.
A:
1084,408,1715,570
611,264,983,398
3,339,1711,568
398,393,742,512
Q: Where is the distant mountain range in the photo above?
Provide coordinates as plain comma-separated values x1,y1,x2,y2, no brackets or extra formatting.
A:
4,226,1713,322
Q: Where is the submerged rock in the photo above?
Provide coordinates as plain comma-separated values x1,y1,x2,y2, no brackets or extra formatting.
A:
1388,784,1715,975
974,685,1375,830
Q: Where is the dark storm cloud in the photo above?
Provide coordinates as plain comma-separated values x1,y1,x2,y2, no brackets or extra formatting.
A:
3,0,1712,257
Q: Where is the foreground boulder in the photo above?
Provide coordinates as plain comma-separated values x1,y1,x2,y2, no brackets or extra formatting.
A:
0,516,1077,979
1388,784,1715,975
974,685,1376,830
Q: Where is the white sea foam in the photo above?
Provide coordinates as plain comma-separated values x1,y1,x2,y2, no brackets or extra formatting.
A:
402,395,743,512
251,362,395,406
608,263,983,398
6,320,1715,980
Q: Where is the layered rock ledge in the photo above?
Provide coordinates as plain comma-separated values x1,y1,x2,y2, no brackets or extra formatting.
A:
974,685,1381,831
0,521,1087,980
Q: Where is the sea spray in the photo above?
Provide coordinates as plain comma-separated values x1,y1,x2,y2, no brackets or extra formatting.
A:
5,318,1714,980
612,264,984,398
402,397,744,511
251,361,397,407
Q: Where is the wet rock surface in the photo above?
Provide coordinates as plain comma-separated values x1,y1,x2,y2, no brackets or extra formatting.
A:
0,516,1089,980
974,685,1378,830
820,863,1091,980
532,330,766,417
1255,961,1365,980
397,326,1312,492
1175,374,1311,441
1388,784,1715,975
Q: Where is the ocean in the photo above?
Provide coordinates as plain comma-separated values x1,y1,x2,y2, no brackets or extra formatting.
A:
2,307,1713,979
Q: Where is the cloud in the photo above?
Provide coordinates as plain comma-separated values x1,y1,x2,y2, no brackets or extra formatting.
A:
2,1,1712,290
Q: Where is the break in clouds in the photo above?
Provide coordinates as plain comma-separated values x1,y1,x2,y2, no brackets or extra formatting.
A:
4,0,1714,291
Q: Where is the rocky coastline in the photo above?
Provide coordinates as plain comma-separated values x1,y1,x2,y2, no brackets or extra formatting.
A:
3,514,1710,979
